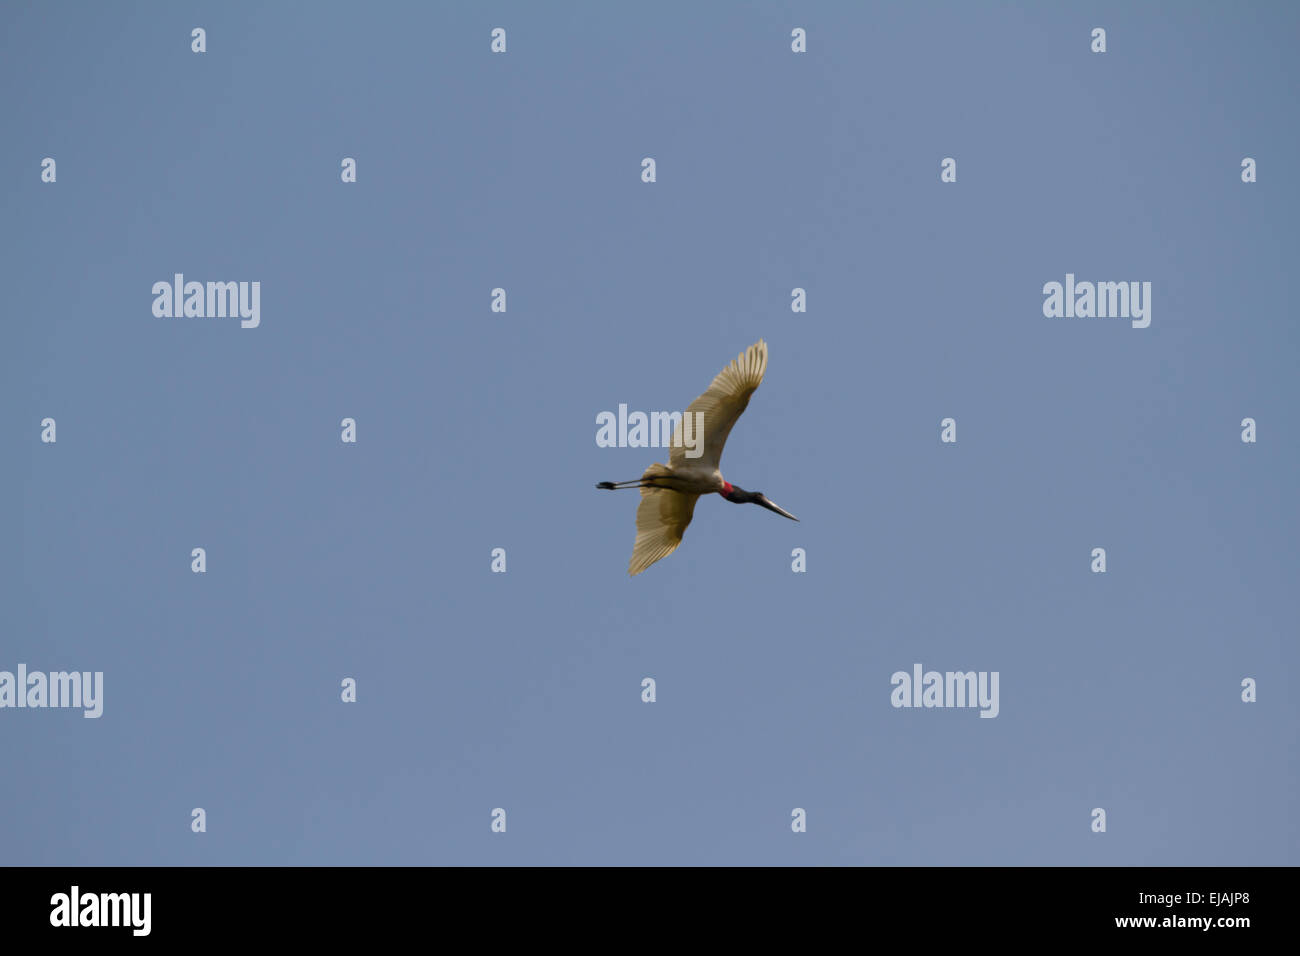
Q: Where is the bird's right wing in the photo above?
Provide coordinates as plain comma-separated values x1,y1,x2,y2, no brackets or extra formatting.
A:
629,465,699,576
669,339,768,471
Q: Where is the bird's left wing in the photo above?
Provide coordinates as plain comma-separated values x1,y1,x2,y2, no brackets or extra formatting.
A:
629,477,699,575
669,339,768,471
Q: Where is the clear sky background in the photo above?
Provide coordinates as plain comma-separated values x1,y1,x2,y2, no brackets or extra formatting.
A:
3,2,1296,865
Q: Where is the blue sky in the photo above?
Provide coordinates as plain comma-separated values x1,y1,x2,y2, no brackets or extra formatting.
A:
3,2,1297,865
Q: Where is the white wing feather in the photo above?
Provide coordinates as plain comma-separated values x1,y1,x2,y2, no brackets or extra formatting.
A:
669,339,768,472
628,464,699,575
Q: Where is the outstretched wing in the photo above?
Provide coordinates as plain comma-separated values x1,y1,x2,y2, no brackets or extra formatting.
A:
629,465,699,576
669,339,768,471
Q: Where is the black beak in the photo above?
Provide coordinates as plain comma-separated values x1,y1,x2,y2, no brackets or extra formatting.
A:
757,495,799,521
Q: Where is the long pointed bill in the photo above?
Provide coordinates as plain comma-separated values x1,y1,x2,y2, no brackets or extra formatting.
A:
757,495,799,521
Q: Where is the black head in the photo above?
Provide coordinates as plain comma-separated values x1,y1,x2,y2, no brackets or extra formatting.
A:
722,483,799,521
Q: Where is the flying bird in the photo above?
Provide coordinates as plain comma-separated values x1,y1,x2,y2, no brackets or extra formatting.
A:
597,339,798,575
